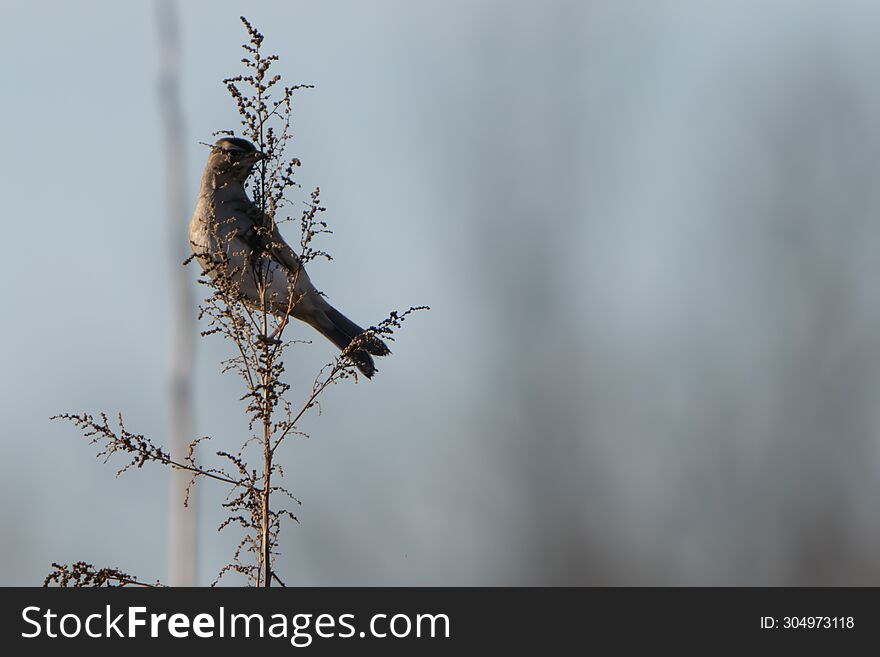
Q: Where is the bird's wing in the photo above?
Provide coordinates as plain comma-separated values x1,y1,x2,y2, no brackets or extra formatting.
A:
234,201,305,276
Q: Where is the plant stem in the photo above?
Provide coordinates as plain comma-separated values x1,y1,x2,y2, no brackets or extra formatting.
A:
260,322,272,587
262,396,272,588
257,62,273,588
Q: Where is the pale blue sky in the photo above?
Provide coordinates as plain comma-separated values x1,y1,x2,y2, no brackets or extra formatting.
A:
4,0,880,585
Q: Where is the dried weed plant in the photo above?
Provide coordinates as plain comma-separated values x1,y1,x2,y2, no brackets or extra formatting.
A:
48,16,426,588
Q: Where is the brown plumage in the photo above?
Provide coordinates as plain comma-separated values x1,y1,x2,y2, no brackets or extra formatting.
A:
188,137,389,377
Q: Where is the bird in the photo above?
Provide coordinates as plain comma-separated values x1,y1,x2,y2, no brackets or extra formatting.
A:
188,136,389,377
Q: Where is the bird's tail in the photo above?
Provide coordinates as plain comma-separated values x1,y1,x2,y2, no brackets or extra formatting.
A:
313,303,390,378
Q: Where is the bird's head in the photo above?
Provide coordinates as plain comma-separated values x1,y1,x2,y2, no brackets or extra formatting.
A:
207,137,265,182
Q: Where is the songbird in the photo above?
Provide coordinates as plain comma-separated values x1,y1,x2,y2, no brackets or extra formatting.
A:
188,136,389,377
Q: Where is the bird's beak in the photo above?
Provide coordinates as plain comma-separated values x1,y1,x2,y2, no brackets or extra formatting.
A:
237,151,264,165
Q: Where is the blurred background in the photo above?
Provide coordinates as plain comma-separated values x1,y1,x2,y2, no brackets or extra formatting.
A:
3,0,880,585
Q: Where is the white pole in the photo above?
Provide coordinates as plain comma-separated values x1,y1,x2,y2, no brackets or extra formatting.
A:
154,0,196,586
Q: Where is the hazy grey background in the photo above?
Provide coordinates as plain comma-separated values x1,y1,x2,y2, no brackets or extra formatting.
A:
3,0,880,585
